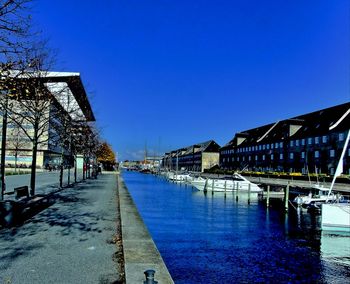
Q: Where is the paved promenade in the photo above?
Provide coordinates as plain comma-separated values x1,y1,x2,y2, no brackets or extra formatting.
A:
0,173,123,283
4,169,84,196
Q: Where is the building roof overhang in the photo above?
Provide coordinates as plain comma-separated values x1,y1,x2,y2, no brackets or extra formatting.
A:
2,70,95,122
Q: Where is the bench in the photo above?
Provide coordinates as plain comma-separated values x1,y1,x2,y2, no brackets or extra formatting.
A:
14,186,29,200
0,194,49,227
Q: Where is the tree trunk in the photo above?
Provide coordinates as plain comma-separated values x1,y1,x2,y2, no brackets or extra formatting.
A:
30,142,38,196
59,165,63,187
74,156,77,183
82,155,86,180
14,153,18,174
59,147,64,187
0,100,8,200
68,166,70,186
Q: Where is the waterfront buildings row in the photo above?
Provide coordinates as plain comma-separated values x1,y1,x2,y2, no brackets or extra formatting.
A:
162,102,350,175
0,71,96,169
162,140,220,172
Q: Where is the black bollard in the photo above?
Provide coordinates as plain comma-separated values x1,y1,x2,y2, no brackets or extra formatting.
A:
144,269,158,284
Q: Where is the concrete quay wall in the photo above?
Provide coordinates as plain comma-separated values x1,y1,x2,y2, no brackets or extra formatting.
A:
117,175,174,284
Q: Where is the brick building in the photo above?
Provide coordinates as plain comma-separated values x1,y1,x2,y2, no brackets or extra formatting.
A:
220,102,350,175
162,140,220,172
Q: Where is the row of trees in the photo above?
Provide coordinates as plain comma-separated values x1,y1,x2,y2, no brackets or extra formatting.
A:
0,1,114,199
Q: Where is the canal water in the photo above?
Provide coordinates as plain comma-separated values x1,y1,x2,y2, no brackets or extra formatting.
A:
122,172,350,283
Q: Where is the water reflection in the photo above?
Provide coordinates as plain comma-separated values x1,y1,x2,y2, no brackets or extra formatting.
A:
123,172,350,283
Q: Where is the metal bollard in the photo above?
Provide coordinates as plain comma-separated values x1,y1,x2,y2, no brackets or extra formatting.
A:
144,269,158,284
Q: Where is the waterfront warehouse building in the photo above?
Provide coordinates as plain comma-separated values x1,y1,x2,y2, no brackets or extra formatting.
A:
163,140,221,172
0,71,95,169
220,102,350,175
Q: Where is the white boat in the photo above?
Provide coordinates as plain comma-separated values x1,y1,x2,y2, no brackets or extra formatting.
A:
167,172,192,182
321,128,350,232
190,173,262,192
322,203,350,232
293,188,339,207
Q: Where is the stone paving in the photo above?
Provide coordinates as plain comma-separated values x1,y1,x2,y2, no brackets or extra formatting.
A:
0,173,123,284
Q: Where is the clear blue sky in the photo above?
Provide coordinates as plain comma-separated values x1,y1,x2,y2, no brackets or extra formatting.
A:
34,0,349,161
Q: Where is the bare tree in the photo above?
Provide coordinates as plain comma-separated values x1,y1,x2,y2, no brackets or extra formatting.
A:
71,122,100,180
0,0,34,199
0,0,32,61
48,83,87,187
6,121,29,172
3,46,57,195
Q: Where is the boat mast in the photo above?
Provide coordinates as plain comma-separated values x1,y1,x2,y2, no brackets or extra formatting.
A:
326,129,350,201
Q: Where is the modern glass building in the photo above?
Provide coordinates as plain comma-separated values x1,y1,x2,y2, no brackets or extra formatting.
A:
0,71,95,169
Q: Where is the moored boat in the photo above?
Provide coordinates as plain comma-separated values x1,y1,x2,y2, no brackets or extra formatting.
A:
190,173,262,192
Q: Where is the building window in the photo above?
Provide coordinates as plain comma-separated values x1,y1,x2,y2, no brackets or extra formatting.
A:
263,144,266,150
280,153,283,160
315,137,319,144
301,139,305,146
271,143,274,149
308,137,313,145
315,151,320,158
259,145,262,150
295,140,299,146
223,158,225,163
330,149,335,157
255,155,258,161
249,156,251,161
275,142,279,149
290,153,294,159
262,155,265,161
322,136,327,143
237,157,239,161
339,133,344,141
290,140,294,147
301,152,305,159
267,144,270,150
243,157,245,162
280,142,283,148
271,154,274,160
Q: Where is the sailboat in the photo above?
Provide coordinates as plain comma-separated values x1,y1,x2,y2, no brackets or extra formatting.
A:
293,163,339,208
321,129,350,232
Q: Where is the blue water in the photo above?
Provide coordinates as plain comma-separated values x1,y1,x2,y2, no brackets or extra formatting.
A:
123,172,350,283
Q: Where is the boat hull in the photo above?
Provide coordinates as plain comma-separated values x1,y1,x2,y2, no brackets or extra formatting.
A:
321,203,350,232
